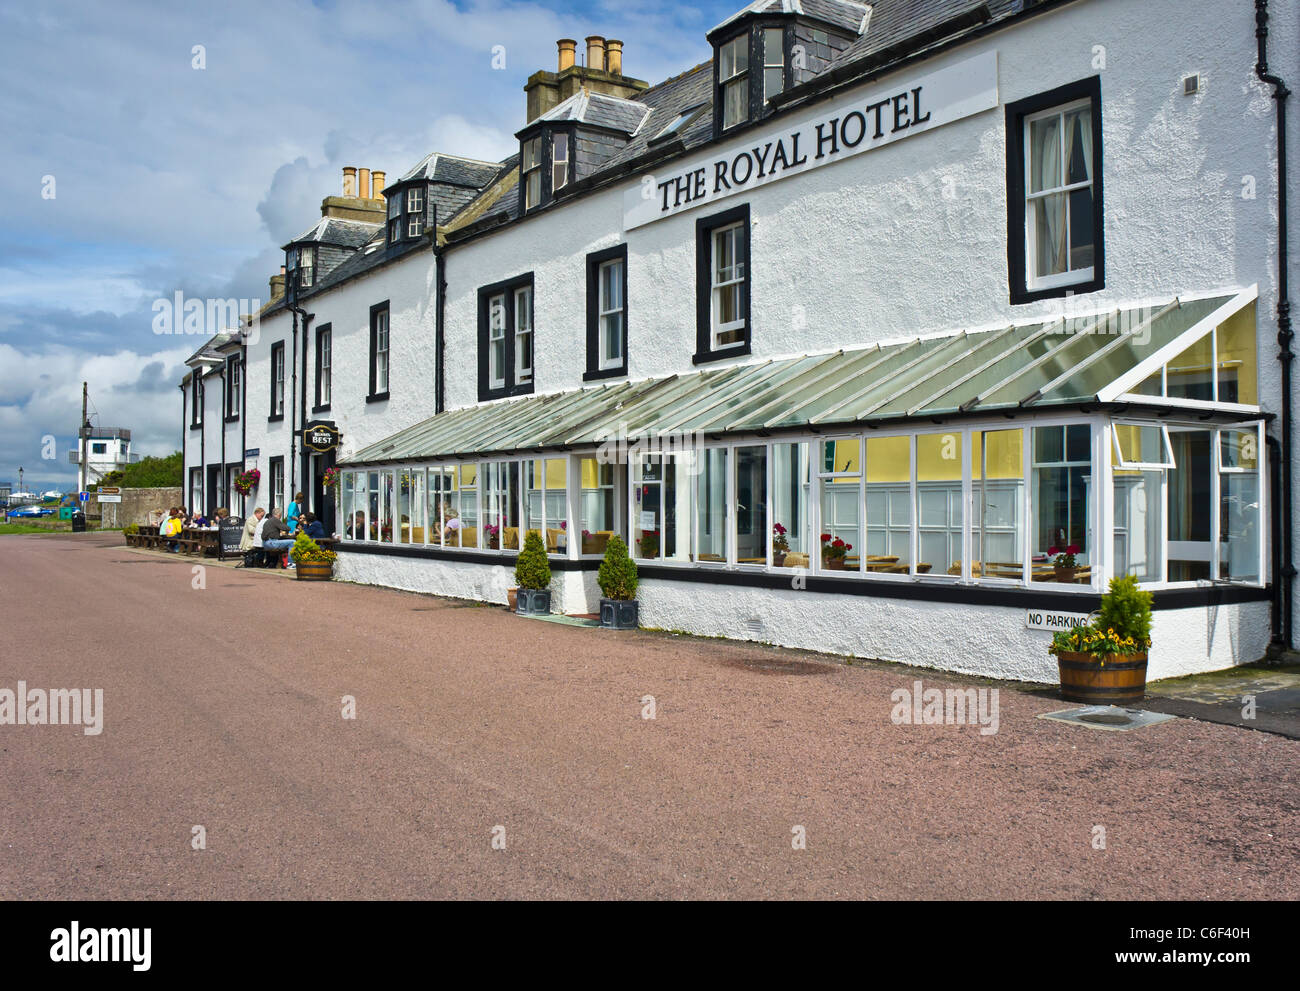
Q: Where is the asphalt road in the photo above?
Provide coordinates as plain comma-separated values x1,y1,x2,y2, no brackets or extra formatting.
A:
1,533,1296,899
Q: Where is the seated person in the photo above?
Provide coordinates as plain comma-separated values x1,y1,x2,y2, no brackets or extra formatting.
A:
260,508,295,566
300,511,326,540
346,510,366,539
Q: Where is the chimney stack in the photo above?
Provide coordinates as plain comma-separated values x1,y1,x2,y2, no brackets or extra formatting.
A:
342,166,358,198
585,35,605,71
372,169,386,198
358,167,371,200
270,266,286,301
557,39,576,71
605,39,624,75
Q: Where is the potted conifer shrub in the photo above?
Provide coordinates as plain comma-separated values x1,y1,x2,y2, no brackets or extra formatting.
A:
1049,574,1152,704
598,534,639,629
514,530,552,615
290,532,337,581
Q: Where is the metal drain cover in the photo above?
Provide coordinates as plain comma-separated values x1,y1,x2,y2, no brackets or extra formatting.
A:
1038,705,1177,732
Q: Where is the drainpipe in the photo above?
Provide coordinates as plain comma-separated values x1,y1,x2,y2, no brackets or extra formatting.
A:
1269,434,1284,644
432,231,446,415
198,372,206,516
179,382,186,510
286,302,310,503
219,364,226,508
1256,0,1293,648
240,341,247,517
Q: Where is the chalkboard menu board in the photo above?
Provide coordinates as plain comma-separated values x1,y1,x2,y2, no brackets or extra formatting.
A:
218,518,244,560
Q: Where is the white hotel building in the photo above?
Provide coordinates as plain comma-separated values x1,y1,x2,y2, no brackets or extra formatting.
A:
181,0,1296,682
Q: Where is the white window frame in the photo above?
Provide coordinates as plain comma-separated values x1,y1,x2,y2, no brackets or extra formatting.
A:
552,132,569,192
719,35,749,130
598,258,624,369
1111,421,1176,470
374,309,390,394
297,245,314,288
522,137,542,209
319,328,331,406
272,347,285,417
711,221,746,350
488,293,507,390
514,286,533,385
763,27,784,102
227,358,240,417
1023,97,1095,292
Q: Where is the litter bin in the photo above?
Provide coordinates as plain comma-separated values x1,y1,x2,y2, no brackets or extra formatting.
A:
70,511,86,533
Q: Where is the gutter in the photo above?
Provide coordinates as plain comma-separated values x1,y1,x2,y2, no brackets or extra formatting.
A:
1256,0,1294,648
431,224,447,415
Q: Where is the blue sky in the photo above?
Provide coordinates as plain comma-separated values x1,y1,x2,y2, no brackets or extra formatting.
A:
0,0,744,489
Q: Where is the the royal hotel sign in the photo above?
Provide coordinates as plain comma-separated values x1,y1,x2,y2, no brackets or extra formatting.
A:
624,51,999,230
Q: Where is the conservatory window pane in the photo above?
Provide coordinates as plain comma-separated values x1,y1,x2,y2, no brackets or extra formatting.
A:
1112,467,1163,584
696,448,729,563
819,439,861,573
1113,423,1174,468
455,464,479,549
633,456,664,561
1166,333,1215,401
396,469,414,544
973,429,1024,581
380,471,395,543
1216,303,1258,405
917,432,963,576
580,458,615,555
1031,425,1091,583
1167,429,1212,582
771,442,809,569
341,472,355,539
735,445,767,565
427,467,449,545
865,435,911,572
1219,431,1260,583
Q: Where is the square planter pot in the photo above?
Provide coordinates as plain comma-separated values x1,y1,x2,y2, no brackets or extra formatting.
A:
600,598,639,630
516,588,551,615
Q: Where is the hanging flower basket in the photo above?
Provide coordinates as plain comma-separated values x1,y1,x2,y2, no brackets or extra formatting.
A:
233,468,260,495
322,466,341,489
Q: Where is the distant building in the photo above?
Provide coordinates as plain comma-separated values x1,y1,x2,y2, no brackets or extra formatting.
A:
69,427,139,490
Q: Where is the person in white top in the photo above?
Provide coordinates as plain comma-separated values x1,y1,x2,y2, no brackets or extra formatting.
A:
252,513,268,548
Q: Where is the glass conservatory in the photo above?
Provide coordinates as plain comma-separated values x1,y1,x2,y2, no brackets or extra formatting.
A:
336,288,1266,595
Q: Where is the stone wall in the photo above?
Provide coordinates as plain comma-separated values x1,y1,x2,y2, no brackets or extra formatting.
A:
93,486,183,530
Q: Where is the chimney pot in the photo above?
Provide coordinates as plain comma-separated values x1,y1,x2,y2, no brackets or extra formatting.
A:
585,35,606,72
557,38,576,72
342,166,358,198
605,39,624,75
372,169,386,198
358,167,371,199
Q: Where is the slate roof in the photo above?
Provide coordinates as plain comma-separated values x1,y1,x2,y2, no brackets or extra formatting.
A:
712,0,872,36
185,329,242,368
397,153,505,188
285,216,379,250
533,90,653,134
827,0,1012,72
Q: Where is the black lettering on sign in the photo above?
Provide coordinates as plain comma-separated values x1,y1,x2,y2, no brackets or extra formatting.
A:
732,151,754,185
714,159,731,192
814,119,839,160
840,111,867,149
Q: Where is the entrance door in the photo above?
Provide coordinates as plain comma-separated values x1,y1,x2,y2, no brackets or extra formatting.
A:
205,465,221,517
310,453,335,534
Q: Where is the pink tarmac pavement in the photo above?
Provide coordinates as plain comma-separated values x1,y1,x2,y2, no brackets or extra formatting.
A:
0,532,1296,899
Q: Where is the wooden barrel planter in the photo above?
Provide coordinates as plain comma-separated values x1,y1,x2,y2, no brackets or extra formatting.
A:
295,561,334,582
1056,651,1148,705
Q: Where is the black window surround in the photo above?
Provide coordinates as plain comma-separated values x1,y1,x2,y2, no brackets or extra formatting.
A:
313,323,332,413
368,301,391,403
477,272,535,401
1005,75,1105,306
695,203,752,365
268,341,285,422
712,20,792,140
384,183,429,248
518,126,574,214
584,244,629,381
223,355,241,423
189,376,203,429
288,243,315,292
268,456,285,513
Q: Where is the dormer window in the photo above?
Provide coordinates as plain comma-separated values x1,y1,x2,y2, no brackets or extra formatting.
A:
763,28,784,101
719,36,749,129
406,187,423,237
522,137,542,209
552,132,569,192
387,193,401,242
292,245,314,289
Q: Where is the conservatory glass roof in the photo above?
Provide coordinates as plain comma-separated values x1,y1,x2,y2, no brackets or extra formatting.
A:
346,290,1254,465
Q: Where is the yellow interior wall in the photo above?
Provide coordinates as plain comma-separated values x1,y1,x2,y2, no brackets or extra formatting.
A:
916,432,963,482
866,436,910,483
1217,301,1258,405
972,429,1023,480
